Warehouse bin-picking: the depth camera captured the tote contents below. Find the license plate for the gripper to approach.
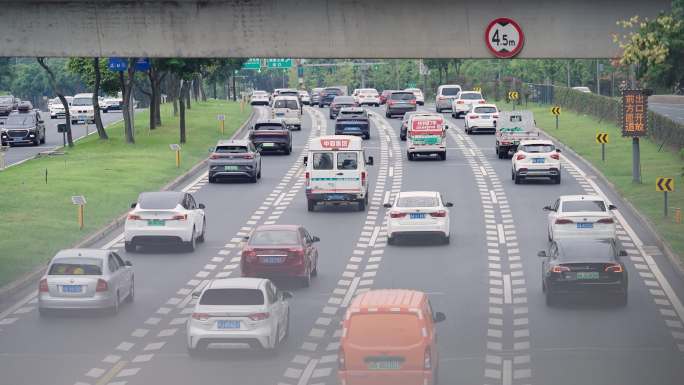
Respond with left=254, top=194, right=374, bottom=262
left=147, top=219, right=165, bottom=226
left=62, top=285, right=82, bottom=293
left=262, top=143, right=275, bottom=147
left=410, top=213, right=426, bottom=219
left=577, top=222, right=594, bottom=229
left=327, top=194, right=344, bottom=200
left=344, top=126, right=361, bottom=131
left=260, top=256, right=285, bottom=264
left=367, top=361, right=401, bottom=370
left=224, top=165, right=239, bottom=171
left=78, top=116, right=88, bottom=120
left=532, top=158, right=545, bottom=163
left=576, top=272, right=600, bottom=280
left=276, top=112, right=285, bottom=117
left=481, top=115, right=490, bottom=119
left=216, top=320, right=240, bottom=329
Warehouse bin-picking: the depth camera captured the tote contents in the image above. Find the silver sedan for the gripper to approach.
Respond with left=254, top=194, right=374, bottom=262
left=38, top=249, right=134, bottom=315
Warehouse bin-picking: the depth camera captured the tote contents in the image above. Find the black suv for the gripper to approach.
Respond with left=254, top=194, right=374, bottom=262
left=335, top=107, right=370, bottom=139
left=248, top=119, right=292, bottom=155
left=0, top=107, right=46, bottom=146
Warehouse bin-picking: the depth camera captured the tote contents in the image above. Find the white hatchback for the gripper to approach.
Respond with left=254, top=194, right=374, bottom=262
left=385, top=191, right=453, bottom=244
left=545, top=195, right=617, bottom=241
left=124, top=191, right=206, bottom=252
left=464, top=104, right=499, bottom=134
left=512, top=140, right=562, bottom=184
left=186, top=278, right=291, bottom=354
left=451, top=91, right=485, bottom=118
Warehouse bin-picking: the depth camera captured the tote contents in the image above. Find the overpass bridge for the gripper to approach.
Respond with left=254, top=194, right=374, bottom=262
left=1, top=0, right=670, bottom=58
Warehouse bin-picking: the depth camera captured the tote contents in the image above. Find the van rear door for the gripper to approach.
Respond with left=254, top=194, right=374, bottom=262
left=334, top=151, right=363, bottom=195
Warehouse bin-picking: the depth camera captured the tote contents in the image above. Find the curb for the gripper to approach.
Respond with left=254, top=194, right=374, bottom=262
left=0, top=108, right=256, bottom=304
left=537, top=127, right=684, bottom=280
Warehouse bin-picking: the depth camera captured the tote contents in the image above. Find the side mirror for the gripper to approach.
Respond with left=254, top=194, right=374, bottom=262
left=130, top=202, right=137, bottom=209
left=208, top=147, right=215, bottom=153
left=312, top=236, right=320, bottom=243
left=383, top=203, right=392, bottom=208
left=543, top=206, right=553, bottom=211
left=445, top=202, right=454, bottom=207
left=125, top=260, right=133, bottom=267
left=537, top=250, right=547, bottom=258
left=282, top=291, right=293, bottom=300
left=608, top=204, right=617, bottom=210
left=556, top=148, right=561, bottom=153
left=433, top=312, right=446, bottom=323
left=619, top=250, right=628, bottom=257
left=303, top=156, right=308, bottom=166
left=191, top=291, right=201, bottom=299
left=367, top=156, right=374, bottom=166
left=198, top=203, right=206, bottom=209
left=444, top=125, right=449, bottom=130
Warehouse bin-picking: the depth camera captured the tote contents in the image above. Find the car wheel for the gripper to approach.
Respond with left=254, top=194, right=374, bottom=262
left=283, top=311, right=290, bottom=341
left=40, top=135, right=46, bottom=144
left=208, top=176, right=216, bottom=183
left=545, top=291, right=557, bottom=307
left=300, top=266, right=311, bottom=288
left=125, top=279, right=135, bottom=303
left=514, top=172, right=522, bottom=184
left=311, top=257, right=318, bottom=277
left=436, top=107, right=441, bottom=113
left=358, top=197, right=366, bottom=211
left=197, top=219, right=206, bottom=243
left=285, top=146, right=292, bottom=155
left=109, top=292, right=120, bottom=315
left=250, top=172, right=258, bottom=183
left=451, top=112, right=456, bottom=118
left=400, top=135, right=406, bottom=141
left=443, top=234, right=450, bottom=244
left=307, top=199, right=315, bottom=212
left=124, top=242, right=136, bottom=253
left=186, top=228, right=196, bottom=252
left=257, top=165, right=262, bottom=179
left=439, top=152, right=446, bottom=161
left=385, top=112, right=391, bottom=118
left=555, top=174, right=562, bottom=184
left=542, top=277, right=546, bottom=293
left=387, top=235, right=395, bottom=245
left=363, top=133, right=370, bottom=140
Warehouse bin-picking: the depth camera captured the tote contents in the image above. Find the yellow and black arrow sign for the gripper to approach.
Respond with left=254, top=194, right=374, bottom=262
left=596, top=132, right=608, bottom=144
left=656, top=177, right=675, bottom=192
left=551, top=106, right=561, bottom=115
left=508, top=91, right=519, bottom=100
left=473, top=86, right=482, bottom=93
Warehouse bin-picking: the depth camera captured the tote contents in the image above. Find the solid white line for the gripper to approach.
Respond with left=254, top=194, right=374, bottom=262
left=497, top=224, right=505, bottom=244
left=502, top=359, right=512, bottom=385
left=296, top=358, right=319, bottom=385
left=0, top=290, right=37, bottom=321
left=383, top=191, right=391, bottom=205
left=273, top=192, right=287, bottom=207
left=341, top=277, right=361, bottom=308
left=102, top=234, right=125, bottom=250
left=368, top=226, right=381, bottom=247
left=180, top=172, right=209, bottom=193
left=503, top=274, right=512, bottom=304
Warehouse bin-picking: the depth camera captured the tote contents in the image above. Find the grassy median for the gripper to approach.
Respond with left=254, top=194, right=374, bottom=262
left=0, top=100, right=252, bottom=288
left=499, top=101, right=683, bottom=262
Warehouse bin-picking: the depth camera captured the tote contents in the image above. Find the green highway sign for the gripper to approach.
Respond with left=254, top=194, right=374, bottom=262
left=242, top=58, right=261, bottom=69
left=267, top=58, right=292, bottom=69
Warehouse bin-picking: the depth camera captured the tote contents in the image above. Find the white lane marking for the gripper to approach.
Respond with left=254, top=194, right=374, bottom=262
left=389, top=167, right=394, bottom=177
left=489, top=190, right=498, bottom=204
left=368, top=226, right=381, bottom=247
left=341, top=277, right=361, bottom=308
left=102, top=234, right=125, bottom=250
left=181, top=172, right=209, bottom=193
left=503, top=274, right=512, bottom=304
left=502, top=359, right=512, bottom=385
left=273, top=192, right=287, bottom=207
left=297, top=358, right=319, bottom=385
left=497, top=224, right=505, bottom=244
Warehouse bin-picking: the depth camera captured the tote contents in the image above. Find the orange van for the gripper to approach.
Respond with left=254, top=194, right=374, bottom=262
left=338, top=289, right=446, bottom=385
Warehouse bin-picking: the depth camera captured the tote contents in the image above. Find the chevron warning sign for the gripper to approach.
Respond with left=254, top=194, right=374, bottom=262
left=508, top=91, right=519, bottom=100
left=595, top=132, right=608, bottom=144
left=473, top=87, right=482, bottom=93
left=551, top=106, right=561, bottom=115
left=656, top=177, right=675, bottom=192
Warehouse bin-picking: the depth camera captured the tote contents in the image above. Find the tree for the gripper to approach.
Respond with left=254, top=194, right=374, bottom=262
left=36, top=58, right=74, bottom=147
left=119, top=58, right=137, bottom=144
left=66, top=58, right=118, bottom=139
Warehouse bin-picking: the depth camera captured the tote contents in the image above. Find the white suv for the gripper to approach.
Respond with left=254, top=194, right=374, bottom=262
left=69, top=93, right=95, bottom=124
left=186, top=278, right=291, bottom=354
left=451, top=91, right=485, bottom=118
left=356, top=88, right=380, bottom=106
left=545, top=195, right=617, bottom=241
left=512, top=140, right=562, bottom=184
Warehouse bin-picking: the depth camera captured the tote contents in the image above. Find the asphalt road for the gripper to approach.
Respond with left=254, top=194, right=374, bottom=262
left=650, top=103, right=684, bottom=125
left=0, top=105, right=683, bottom=385
left=2, top=110, right=130, bottom=167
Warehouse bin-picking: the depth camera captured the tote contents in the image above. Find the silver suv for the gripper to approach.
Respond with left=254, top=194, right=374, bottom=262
left=208, top=139, right=262, bottom=183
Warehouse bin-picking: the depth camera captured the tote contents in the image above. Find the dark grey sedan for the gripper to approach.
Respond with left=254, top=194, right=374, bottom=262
left=208, top=139, right=262, bottom=183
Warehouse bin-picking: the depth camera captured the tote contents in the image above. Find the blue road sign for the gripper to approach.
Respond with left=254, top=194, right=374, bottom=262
left=135, top=58, right=150, bottom=71
left=108, top=57, right=127, bottom=72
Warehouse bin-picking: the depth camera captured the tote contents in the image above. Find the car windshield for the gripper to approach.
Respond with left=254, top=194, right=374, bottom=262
left=347, top=313, right=422, bottom=347
left=521, top=144, right=555, bottom=153
left=49, top=258, right=103, bottom=275
left=273, top=100, right=299, bottom=109
left=391, top=92, right=414, bottom=100
left=474, top=107, right=497, bottom=113
left=215, top=145, right=248, bottom=153
left=72, top=97, right=92, bottom=106
left=137, top=193, right=180, bottom=209
left=250, top=230, right=300, bottom=246
left=397, top=196, right=438, bottom=207
left=255, top=124, right=283, bottom=130
left=337, top=152, right=358, bottom=170
left=558, top=241, right=614, bottom=262
left=4, top=114, right=35, bottom=126
left=562, top=200, right=606, bottom=212
left=199, top=289, right=264, bottom=305
left=441, top=87, right=460, bottom=96
left=460, top=93, right=482, bottom=100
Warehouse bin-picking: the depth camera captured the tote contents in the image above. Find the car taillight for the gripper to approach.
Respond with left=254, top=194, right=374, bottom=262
left=409, top=99, right=416, bottom=105
left=479, top=100, right=486, bottom=104
left=388, top=100, right=395, bottom=105
left=288, top=248, right=305, bottom=260
left=191, top=312, right=209, bottom=321
left=242, top=154, right=254, bottom=159
left=39, top=278, right=48, bottom=292
left=437, top=96, right=444, bottom=100
left=96, top=279, right=108, bottom=292
left=470, top=115, right=479, bottom=119
left=605, top=263, right=624, bottom=273
left=361, top=171, right=366, bottom=186
left=551, top=265, right=571, bottom=273
left=305, top=171, right=310, bottom=187
left=515, top=154, right=526, bottom=160
left=430, top=210, right=447, bottom=217
left=457, top=100, right=464, bottom=104
left=501, top=140, right=511, bottom=145
left=171, top=214, right=187, bottom=220
left=209, top=154, right=220, bottom=159
left=339, top=347, right=346, bottom=370
left=390, top=212, right=407, bottom=218
left=555, top=219, right=573, bottom=224
left=596, top=218, right=614, bottom=224
left=243, top=248, right=257, bottom=262
left=127, top=214, right=142, bottom=220
left=248, top=312, right=270, bottom=321
left=424, top=348, right=432, bottom=369
left=550, top=153, right=560, bottom=160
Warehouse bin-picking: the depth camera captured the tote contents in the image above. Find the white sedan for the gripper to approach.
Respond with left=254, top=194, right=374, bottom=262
left=124, top=191, right=206, bottom=252
left=250, top=91, right=270, bottom=106
left=545, top=195, right=617, bottom=241
left=451, top=91, right=485, bottom=118
left=511, top=139, right=562, bottom=184
left=464, top=103, right=499, bottom=134
left=385, top=191, right=453, bottom=244
left=186, top=278, right=291, bottom=354
left=404, top=88, right=425, bottom=105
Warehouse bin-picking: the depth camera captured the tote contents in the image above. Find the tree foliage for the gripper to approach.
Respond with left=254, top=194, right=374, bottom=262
left=66, top=58, right=119, bottom=95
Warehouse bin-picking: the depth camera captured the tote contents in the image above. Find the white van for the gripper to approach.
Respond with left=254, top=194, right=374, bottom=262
left=406, top=114, right=448, bottom=160
left=70, top=93, right=95, bottom=124
left=304, top=135, right=374, bottom=212
left=271, top=95, right=302, bottom=130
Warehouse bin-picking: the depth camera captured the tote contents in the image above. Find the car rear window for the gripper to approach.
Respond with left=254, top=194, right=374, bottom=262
left=137, top=192, right=181, bottom=209
left=441, top=87, right=460, bottom=96
left=200, top=289, right=264, bottom=305
left=520, top=144, right=555, bottom=153
left=460, top=93, right=482, bottom=100
left=562, top=200, right=606, bottom=212
left=347, top=313, right=422, bottom=347
left=397, top=196, right=438, bottom=207
left=274, top=100, right=299, bottom=109
left=337, top=152, right=358, bottom=170
left=312, top=152, right=334, bottom=170
left=249, top=230, right=300, bottom=246
left=254, top=124, right=283, bottom=130
left=474, top=107, right=497, bottom=113
left=390, top=92, right=415, bottom=101
left=253, top=91, right=267, bottom=96
left=215, top=145, right=248, bottom=153
left=49, top=258, right=103, bottom=275
left=558, top=241, right=615, bottom=262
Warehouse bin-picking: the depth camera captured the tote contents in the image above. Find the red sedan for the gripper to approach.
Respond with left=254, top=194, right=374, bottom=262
left=241, top=225, right=320, bottom=287
left=379, top=90, right=396, bottom=105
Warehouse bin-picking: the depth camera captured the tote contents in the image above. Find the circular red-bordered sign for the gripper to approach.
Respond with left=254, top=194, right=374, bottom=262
left=485, top=18, right=524, bottom=58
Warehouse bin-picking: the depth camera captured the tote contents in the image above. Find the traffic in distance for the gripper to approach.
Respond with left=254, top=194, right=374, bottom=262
left=31, top=82, right=643, bottom=385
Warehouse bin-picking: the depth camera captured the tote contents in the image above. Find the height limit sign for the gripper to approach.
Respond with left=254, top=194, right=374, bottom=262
left=485, top=18, right=525, bottom=58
